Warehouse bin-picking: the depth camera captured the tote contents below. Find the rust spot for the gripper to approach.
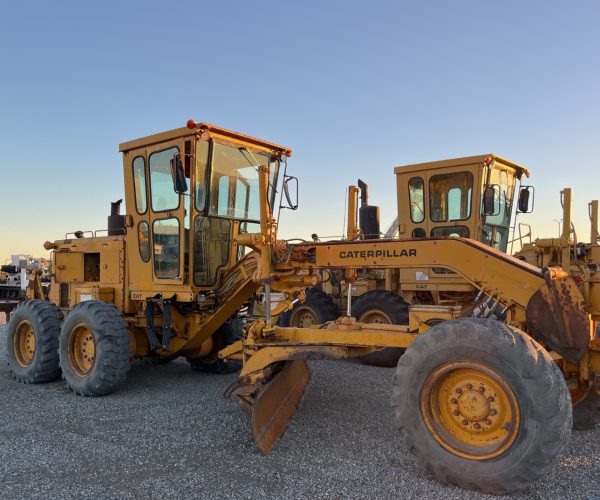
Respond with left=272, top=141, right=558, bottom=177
left=526, top=267, right=590, bottom=363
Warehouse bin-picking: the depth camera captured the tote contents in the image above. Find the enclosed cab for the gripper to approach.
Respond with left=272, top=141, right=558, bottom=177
left=118, top=122, right=290, bottom=309
left=392, top=154, right=530, bottom=304
left=395, top=154, right=529, bottom=249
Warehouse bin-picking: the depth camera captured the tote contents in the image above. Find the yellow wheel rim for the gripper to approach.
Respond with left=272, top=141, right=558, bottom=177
left=421, top=361, right=520, bottom=460
left=359, top=310, right=392, bottom=324
left=14, top=320, right=36, bottom=367
left=68, top=323, right=96, bottom=376
left=290, top=307, right=319, bottom=328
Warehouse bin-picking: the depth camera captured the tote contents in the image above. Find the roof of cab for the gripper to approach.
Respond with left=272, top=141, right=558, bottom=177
left=119, top=121, right=292, bottom=157
left=393, top=154, right=530, bottom=179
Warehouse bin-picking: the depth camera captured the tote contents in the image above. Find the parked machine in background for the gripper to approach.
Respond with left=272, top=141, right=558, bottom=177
left=281, top=154, right=534, bottom=365
left=0, top=255, right=49, bottom=320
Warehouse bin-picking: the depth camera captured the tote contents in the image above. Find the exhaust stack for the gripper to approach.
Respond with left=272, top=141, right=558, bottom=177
left=108, top=199, right=126, bottom=236
left=357, top=179, right=380, bottom=239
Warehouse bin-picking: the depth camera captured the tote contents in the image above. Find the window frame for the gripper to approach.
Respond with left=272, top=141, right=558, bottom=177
left=193, top=214, right=232, bottom=287
left=137, top=221, right=151, bottom=263
left=428, top=171, right=474, bottom=223
left=195, top=139, right=211, bottom=214
left=408, top=176, right=425, bottom=224
left=132, top=156, right=148, bottom=215
left=207, top=141, right=277, bottom=223
left=149, top=146, right=181, bottom=213
left=152, top=216, right=181, bottom=279
left=430, top=225, right=470, bottom=238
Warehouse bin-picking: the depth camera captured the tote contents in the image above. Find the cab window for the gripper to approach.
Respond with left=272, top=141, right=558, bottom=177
left=430, top=226, right=470, bottom=238
left=194, top=216, right=231, bottom=286
left=150, top=147, right=179, bottom=212
left=153, top=218, right=179, bottom=278
left=195, top=140, right=210, bottom=212
left=209, top=143, right=275, bottom=221
left=132, top=156, right=147, bottom=214
left=138, top=221, right=150, bottom=262
left=429, top=172, right=473, bottom=222
left=408, top=177, right=425, bottom=223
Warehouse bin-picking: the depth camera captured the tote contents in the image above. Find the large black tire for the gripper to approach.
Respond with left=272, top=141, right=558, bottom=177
left=279, top=289, right=338, bottom=328
left=391, top=318, right=571, bottom=494
left=6, top=300, right=62, bottom=383
left=59, top=301, right=131, bottom=396
left=351, top=290, right=409, bottom=367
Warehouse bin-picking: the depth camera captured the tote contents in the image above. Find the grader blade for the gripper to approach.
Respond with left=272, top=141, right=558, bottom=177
left=251, top=360, right=311, bottom=455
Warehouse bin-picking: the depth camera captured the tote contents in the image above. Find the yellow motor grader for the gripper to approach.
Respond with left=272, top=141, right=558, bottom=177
left=6, top=120, right=600, bottom=494
left=280, top=154, right=534, bottom=366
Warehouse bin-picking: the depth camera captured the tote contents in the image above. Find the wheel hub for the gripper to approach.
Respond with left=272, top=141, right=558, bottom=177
left=456, top=389, right=490, bottom=422
left=291, top=308, right=319, bottom=328
left=69, top=323, right=96, bottom=376
left=14, top=320, right=36, bottom=367
left=420, top=361, right=520, bottom=460
left=359, top=310, right=391, bottom=324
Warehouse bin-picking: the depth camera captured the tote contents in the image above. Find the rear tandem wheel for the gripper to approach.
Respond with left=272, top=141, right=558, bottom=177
left=59, top=300, right=131, bottom=396
left=6, top=299, right=62, bottom=384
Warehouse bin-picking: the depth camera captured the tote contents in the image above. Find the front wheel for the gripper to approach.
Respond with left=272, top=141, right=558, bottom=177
left=59, top=301, right=131, bottom=396
left=391, top=318, right=571, bottom=494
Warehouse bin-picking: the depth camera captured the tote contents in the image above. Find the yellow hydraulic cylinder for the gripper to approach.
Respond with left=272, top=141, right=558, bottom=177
left=346, top=185, right=360, bottom=241
left=590, top=200, right=599, bottom=243
left=561, top=188, right=572, bottom=266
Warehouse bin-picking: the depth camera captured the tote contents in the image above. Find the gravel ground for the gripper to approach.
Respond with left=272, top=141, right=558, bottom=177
left=0, top=322, right=599, bottom=499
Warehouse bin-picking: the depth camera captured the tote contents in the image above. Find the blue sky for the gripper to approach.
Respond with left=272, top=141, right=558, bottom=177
left=1, top=0, right=599, bottom=258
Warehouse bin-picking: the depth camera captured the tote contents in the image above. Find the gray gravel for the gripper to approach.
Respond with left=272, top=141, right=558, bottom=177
left=0, top=321, right=599, bottom=499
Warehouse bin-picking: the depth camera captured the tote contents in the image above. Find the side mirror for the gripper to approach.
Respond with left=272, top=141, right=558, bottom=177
left=517, top=186, right=534, bottom=213
left=282, top=175, right=298, bottom=210
left=483, top=185, right=500, bottom=216
left=170, top=154, right=188, bottom=194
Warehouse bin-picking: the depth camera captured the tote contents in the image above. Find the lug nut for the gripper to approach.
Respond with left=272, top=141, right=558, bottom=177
left=450, top=398, right=458, bottom=404
left=490, top=409, right=497, bottom=416
left=474, top=423, right=481, bottom=429
left=462, top=419, right=468, bottom=426
left=453, top=410, right=460, bottom=416
left=466, top=383, right=473, bottom=390
left=478, top=386, right=485, bottom=393
left=488, top=396, right=495, bottom=402
left=485, top=419, right=492, bottom=425
left=456, top=388, right=462, bottom=394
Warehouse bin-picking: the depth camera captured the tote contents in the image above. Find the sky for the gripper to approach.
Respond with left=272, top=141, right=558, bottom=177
left=1, top=0, right=599, bottom=260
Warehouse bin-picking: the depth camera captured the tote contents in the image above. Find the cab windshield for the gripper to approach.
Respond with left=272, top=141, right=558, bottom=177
left=195, top=141, right=279, bottom=222
left=192, top=140, right=280, bottom=287
left=481, top=168, right=516, bottom=252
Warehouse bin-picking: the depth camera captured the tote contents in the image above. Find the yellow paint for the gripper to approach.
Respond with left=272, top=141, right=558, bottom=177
left=420, top=361, right=520, bottom=460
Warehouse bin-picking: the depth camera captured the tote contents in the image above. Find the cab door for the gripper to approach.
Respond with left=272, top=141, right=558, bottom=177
left=145, top=140, right=186, bottom=286
left=125, top=139, right=187, bottom=296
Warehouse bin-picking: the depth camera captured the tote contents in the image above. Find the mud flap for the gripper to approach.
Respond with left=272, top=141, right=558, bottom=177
left=250, top=360, right=311, bottom=454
